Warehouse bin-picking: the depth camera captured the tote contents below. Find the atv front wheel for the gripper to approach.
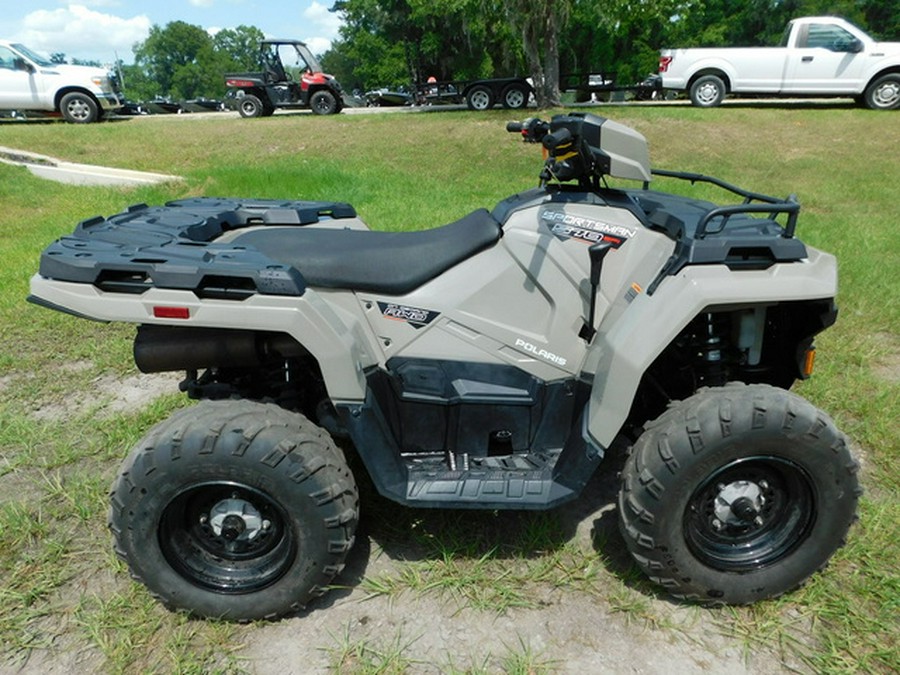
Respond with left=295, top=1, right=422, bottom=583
left=618, top=383, right=860, bottom=604
left=310, top=90, right=338, bottom=115
left=109, top=400, right=358, bottom=620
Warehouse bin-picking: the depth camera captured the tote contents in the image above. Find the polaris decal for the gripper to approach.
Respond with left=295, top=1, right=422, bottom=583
left=377, top=302, right=439, bottom=329
left=514, top=338, right=567, bottom=366
left=541, top=209, right=636, bottom=247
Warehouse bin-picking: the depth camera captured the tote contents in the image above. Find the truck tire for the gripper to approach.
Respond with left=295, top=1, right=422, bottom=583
left=466, top=85, right=494, bottom=111
left=310, top=90, right=338, bottom=115
left=618, top=382, right=860, bottom=605
left=689, top=74, right=726, bottom=107
left=863, top=73, right=900, bottom=110
left=501, top=83, right=529, bottom=109
left=60, top=91, right=99, bottom=123
left=109, top=399, right=359, bottom=620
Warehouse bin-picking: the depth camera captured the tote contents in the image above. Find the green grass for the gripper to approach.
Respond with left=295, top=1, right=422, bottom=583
left=0, top=105, right=898, bottom=673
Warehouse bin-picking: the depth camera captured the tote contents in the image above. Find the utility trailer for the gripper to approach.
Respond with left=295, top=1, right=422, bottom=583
left=562, top=72, right=663, bottom=102
left=415, top=77, right=533, bottom=110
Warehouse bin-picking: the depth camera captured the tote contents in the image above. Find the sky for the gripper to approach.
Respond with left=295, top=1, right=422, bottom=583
left=0, top=0, right=344, bottom=65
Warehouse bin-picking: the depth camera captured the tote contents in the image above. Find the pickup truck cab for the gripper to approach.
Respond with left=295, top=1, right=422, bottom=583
left=659, top=17, right=900, bottom=109
left=0, top=40, right=122, bottom=123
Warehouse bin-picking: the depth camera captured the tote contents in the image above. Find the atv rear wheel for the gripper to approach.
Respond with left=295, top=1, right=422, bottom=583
left=109, top=400, right=358, bottom=620
left=238, top=94, right=265, bottom=118
left=618, top=383, right=860, bottom=604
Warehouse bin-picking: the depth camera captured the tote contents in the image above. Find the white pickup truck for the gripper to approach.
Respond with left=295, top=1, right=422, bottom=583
left=0, top=40, right=123, bottom=123
left=658, top=17, right=900, bottom=110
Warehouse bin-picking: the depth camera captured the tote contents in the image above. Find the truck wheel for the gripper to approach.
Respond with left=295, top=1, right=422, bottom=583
left=618, top=383, right=860, bottom=604
left=863, top=74, right=900, bottom=110
left=689, top=74, right=726, bottom=107
left=466, top=85, right=494, bottom=111
left=238, top=94, right=265, bottom=118
left=310, top=90, right=338, bottom=115
left=60, top=92, right=99, bottom=123
left=109, top=400, right=358, bottom=620
left=501, top=83, right=529, bottom=109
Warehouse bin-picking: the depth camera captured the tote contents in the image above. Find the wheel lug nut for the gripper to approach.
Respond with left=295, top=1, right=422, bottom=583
left=753, top=516, right=764, bottom=527
left=712, top=518, right=724, bottom=531
left=759, top=480, right=769, bottom=490
left=262, top=519, right=271, bottom=531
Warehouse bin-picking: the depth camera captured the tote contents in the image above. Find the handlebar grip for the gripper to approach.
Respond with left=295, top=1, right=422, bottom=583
left=542, top=128, right=573, bottom=151
left=506, top=121, right=524, bottom=133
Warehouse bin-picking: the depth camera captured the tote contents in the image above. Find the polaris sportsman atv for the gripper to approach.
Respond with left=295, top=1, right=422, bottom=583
left=28, top=113, right=860, bottom=620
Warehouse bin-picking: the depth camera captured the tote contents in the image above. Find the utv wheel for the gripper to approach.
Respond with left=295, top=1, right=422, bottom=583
left=109, top=400, right=358, bottom=620
left=618, top=383, right=860, bottom=604
left=466, top=85, right=494, bottom=111
left=310, top=90, right=338, bottom=115
left=501, top=83, right=529, bottom=109
left=60, top=92, right=100, bottom=123
left=238, top=94, right=265, bottom=118
left=863, top=74, right=900, bottom=110
left=689, top=74, right=726, bottom=107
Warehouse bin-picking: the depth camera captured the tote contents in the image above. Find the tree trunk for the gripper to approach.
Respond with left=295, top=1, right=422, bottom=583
left=510, top=0, right=567, bottom=108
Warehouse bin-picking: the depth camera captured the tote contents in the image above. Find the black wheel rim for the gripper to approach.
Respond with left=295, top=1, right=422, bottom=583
left=684, top=456, right=815, bottom=572
left=159, top=482, right=295, bottom=593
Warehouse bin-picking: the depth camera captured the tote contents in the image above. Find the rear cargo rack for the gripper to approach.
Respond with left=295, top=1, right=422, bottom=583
left=37, top=198, right=357, bottom=298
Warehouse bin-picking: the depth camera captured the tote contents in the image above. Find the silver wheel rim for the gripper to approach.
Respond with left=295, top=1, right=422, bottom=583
left=470, top=90, right=490, bottom=110
left=696, top=82, right=720, bottom=105
left=505, top=89, right=525, bottom=108
left=67, top=98, right=91, bottom=121
left=873, top=81, right=900, bottom=108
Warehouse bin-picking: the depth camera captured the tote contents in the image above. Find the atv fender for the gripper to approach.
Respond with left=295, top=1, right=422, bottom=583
left=28, top=275, right=375, bottom=401
left=585, top=247, right=838, bottom=447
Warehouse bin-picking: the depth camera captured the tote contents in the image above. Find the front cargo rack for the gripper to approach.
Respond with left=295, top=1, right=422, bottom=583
left=634, top=169, right=807, bottom=294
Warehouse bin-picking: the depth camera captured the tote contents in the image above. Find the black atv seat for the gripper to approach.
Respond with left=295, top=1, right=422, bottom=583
left=231, top=208, right=502, bottom=295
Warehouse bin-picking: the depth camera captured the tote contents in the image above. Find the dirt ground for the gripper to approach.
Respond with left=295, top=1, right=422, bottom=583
left=8, top=372, right=810, bottom=674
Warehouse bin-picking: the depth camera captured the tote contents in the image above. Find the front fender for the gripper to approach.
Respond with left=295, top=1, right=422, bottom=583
left=585, top=249, right=837, bottom=447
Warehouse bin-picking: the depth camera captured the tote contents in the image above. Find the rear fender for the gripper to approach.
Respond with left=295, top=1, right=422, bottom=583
left=28, top=275, right=376, bottom=401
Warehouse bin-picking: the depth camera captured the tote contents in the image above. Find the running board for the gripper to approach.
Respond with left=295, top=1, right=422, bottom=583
left=403, top=451, right=577, bottom=507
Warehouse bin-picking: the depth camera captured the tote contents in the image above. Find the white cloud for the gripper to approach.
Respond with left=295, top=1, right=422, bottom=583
left=18, top=4, right=150, bottom=62
left=189, top=0, right=215, bottom=8
left=303, top=1, right=342, bottom=41
left=303, top=36, right=332, bottom=57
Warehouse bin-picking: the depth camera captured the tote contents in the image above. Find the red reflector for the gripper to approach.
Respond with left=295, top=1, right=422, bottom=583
left=153, top=306, right=190, bottom=319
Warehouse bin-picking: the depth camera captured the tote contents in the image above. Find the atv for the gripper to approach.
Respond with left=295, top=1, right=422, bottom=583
left=225, top=39, right=344, bottom=117
left=29, top=113, right=860, bottom=620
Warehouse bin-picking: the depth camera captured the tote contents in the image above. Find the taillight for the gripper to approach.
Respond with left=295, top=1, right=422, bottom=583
left=658, top=56, right=673, bottom=73
left=153, top=306, right=190, bottom=319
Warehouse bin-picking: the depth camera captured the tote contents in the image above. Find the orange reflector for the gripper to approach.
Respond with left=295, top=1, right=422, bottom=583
left=153, top=306, right=190, bottom=319
left=802, top=348, right=816, bottom=378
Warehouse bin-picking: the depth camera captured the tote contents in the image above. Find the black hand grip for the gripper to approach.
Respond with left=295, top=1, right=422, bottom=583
left=506, top=121, right=524, bottom=133
left=542, top=127, right=573, bottom=151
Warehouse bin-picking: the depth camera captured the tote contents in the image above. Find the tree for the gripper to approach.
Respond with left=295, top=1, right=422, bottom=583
left=213, top=25, right=266, bottom=71
left=493, top=0, right=572, bottom=107
left=133, top=21, right=217, bottom=99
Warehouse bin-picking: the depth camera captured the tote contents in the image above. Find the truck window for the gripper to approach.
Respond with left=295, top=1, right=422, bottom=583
left=0, top=47, right=18, bottom=70
left=803, top=24, right=857, bottom=51
left=780, top=23, right=794, bottom=47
